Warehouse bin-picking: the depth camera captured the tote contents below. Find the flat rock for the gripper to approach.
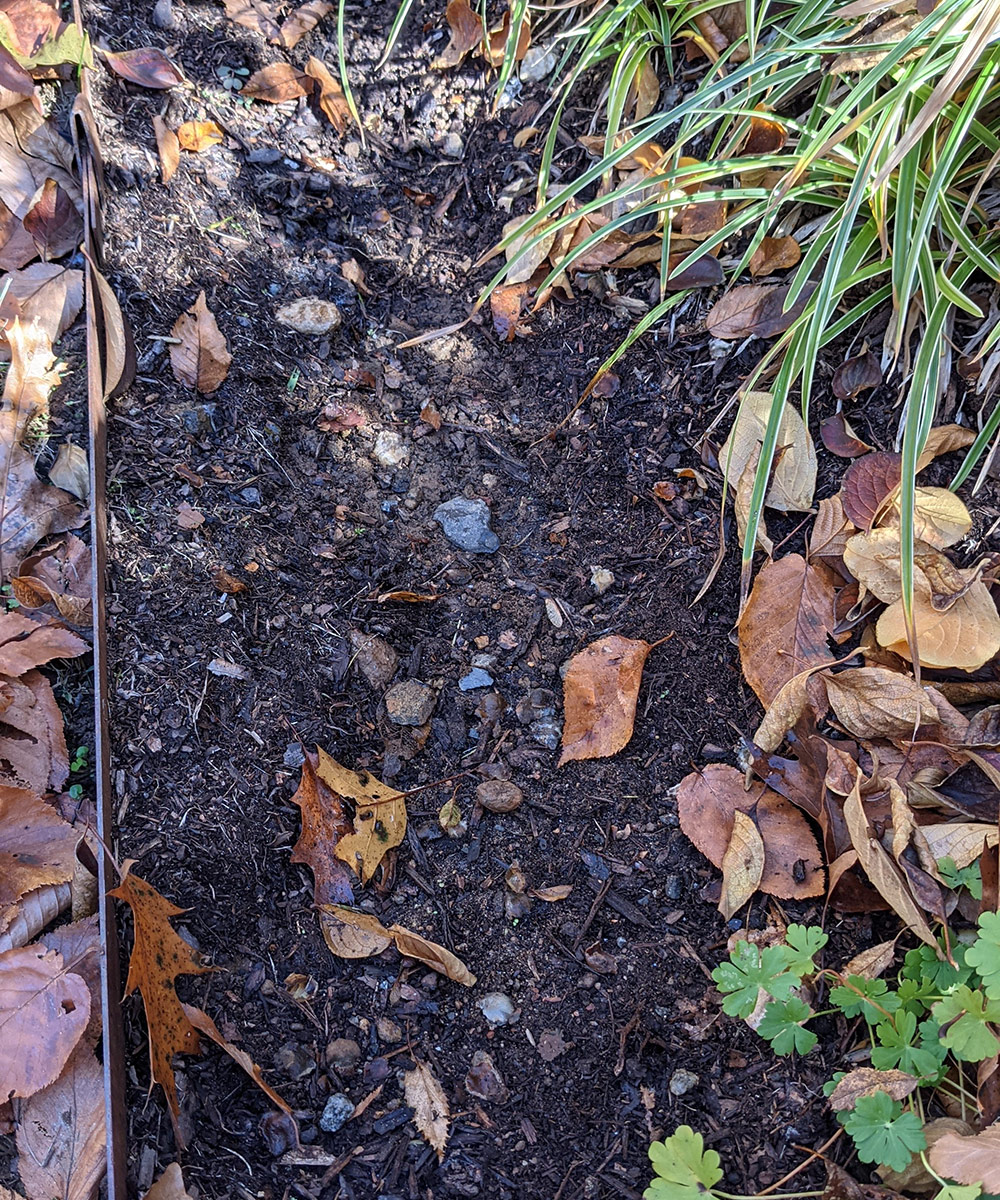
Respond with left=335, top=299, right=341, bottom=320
left=459, top=667, right=493, bottom=691
left=276, top=296, right=341, bottom=335
left=349, top=629, right=398, bottom=689
left=373, top=429, right=409, bottom=469
left=385, top=678, right=436, bottom=726
left=434, top=497, right=499, bottom=553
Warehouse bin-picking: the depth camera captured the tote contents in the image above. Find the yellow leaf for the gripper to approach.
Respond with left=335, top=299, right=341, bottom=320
left=719, top=809, right=764, bottom=919
left=720, top=390, right=816, bottom=513
left=176, top=120, right=223, bottom=153
left=405, top=1059, right=450, bottom=1162
left=321, top=905, right=476, bottom=986
left=325, top=752, right=406, bottom=884
left=877, top=581, right=1000, bottom=671
left=885, top=486, right=972, bottom=549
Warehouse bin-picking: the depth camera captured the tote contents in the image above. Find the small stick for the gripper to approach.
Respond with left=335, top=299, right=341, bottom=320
left=756, top=1129, right=843, bottom=1196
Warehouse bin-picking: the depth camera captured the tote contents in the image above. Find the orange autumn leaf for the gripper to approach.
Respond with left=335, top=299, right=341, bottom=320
left=181, top=1003, right=294, bottom=1118
left=289, top=748, right=355, bottom=905
left=176, top=120, right=223, bottom=153
left=109, top=864, right=209, bottom=1145
left=558, top=635, right=664, bottom=765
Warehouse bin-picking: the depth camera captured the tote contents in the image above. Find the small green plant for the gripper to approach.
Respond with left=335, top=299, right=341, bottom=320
left=647, top=915, right=1000, bottom=1199
left=70, top=745, right=89, bottom=773
left=68, top=783, right=84, bottom=800
left=1, top=583, right=20, bottom=610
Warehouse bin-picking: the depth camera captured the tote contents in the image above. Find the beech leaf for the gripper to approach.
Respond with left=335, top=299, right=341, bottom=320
left=558, top=634, right=655, bottom=765
left=169, top=290, right=232, bottom=394
left=719, top=809, right=765, bottom=918
left=405, top=1059, right=450, bottom=1162
left=877, top=582, right=1000, bottom=672
left=103, top=47, right=184, bottom=88
left=840, top=452, right=901, bottom=530
left=720, top=390, right=816, bottom=512
left=0, top=786, right=77, bottom=933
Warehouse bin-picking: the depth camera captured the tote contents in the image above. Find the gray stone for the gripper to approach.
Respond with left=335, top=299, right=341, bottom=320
left=326, top=1037, right=362, bottom=1070
left=520, top=45, right=556, bottom=83
left=373, top=429, right=409, bottom=469
left=669, top=1068, right=699, bottom=1096
left=319, top=1093, right=355, bottom=1133
left=248, top=147, right=283, bottom=165
left=385, top=679, right=436, bottom=726
left=151, top=0, right=176, bottom=27
left=459, top=667, right=494, bottom=691
left=439, top=132, right=464, bottom=158
left=434, top=497, right=499, bottom=554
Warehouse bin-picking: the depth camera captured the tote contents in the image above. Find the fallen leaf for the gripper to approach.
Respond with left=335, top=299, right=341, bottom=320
left=0, top=2, right=60, bottom=60
left=0, top=44, right=36, bottom=110
left=0, top=943, right=89, bottom=1099
left=38, top=916, right=101, bottom=1045
left=289, top=748, right=355, bottom=905
left=917, top=424, right=977, bottom=469
left=405, top=1059, right=449, bottom=1162
left=877, top=582, right=1000, bottom=671
left=719, top=809, right=765, bottom=918
left=143, top=1163, right=195, bottom=1200
left=843, top=776, right=937, bottom=948
left=0, top=609, right=86, bottom=675
left=376, top=589, right=437, bottom=603
left=749, top=235, right=800, bottom=276
left=842, top=940, right=897, bottom=980
left=483, top=7, right=530, bottom=66
left=176, top=120, right=223, bottom=152
left=501, top=216, right=557, bottom=286
left=48, top=441, right=88, bottom=499
left=320, top=906, right=391, bottom=958
left=738, top=554, right=838, bottom=705
left=222, top=0, right=280, bottom=37
left=324, top=754, right=406, bottom=884
left=537, top=1029, right=569, bottom=1060
left=432, top=0, right=482, bottom=68
left=820, top=413, right=873, bottom=458
left=920, top=823, right=998, bottom=869
left=885, top=486, right=972, bottom=550
left=490, top=284, right=526, bottom=342
left=0, top=263, right=83, bottom=353
left=242, top=62, right=312, bottom=103
left=321, top=905, right=476, bottom=985
left=151, top=115, right=179, bottom=185
left=108, top=865, right=210, bottom=1144
left=0, top=670, right=73, bottom=791
left=840, top=452, right=901, bottom=530
left=304, top=56, right=350, bottom=133
left=0, top=200, right=37, bottom=271
left=706, top=282, right=815, bottom=340
left=13, top=20, right=91, bottom=69
left=169, top=290, right=232, bottom=393
left=828, top=1067, right=919, bottom=1112
left=176, top=502, right=204, bottom=530
left=824, top=667, right=938, bottom=739
left=558, top=635, right=656, bottom=765
left=182, top=1003, right=294, bottom=1116
left=15, top=1041, right=104, bottom=1199
left=808, top=495, right=857, bottom=563
left=832, top=350, right=882, bottom=400
left=753, top=665, right=828, bottom=753
left=103, top=47, right=184, bottom=88
left=211, top=567, right=246, bottom=595
left=0, top=786, right=77, bottom=934
left=22, top=178, right=81, bottom=260
left=0, top=881, right=70, bottom=953
left=280, top=0, right=332, bottom=49
left=530, top=884, right=573, bottom=901
left=929, top=1126, right=1000, bottom=1190
left=720, top=390, right=816, bottom=512
left=676, top=765, right=824, bottom=900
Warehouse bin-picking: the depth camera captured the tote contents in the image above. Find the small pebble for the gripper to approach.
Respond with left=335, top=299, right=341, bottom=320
left=439, top=131, right=464, bottom=158
left=376, top=1017, right=403, bottom=1043
left=384, top=679, right=436, bottom=726
left=519, top=44, right=556, bottom=82
left=434, top=496, right=499, bottom=553
left=326, top=1037, right=362, bottom=1072
left=459, top=667, right=494, bottom=691
left=478, top=992, right=517, bottom=1027
left=151, top=0, right=176, bottom=26
left=373, top=429, right=409, bottom=469
left=319, top=1093, right=355, bottom=1134
left=669, top=1068, right=699, bottom=1096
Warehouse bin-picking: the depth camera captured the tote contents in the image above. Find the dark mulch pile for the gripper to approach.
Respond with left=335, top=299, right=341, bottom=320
left=60, top=1, right=922, bottom=1196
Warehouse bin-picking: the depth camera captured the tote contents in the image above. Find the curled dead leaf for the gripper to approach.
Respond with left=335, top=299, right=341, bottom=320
left=103, top=47, right=184, bottom=88
left=719, top=809, right=765, bottom=919
left=558, top=634, right=658, bottom=765
left=828, top=1067, right=919, bottom=1112
left=176, top=120, right=223, bottom=152
left=321, top=905, right=476, bottom=985
left=721, top=390, right=816, bottom=513
left=706, top=282, right=815, bottom=340
left=169, top=290, right=232, bottom=394
left=405, top=1059, right=450, bottom=1162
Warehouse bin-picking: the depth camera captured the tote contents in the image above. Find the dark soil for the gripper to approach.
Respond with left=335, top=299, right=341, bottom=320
left=73, top=2, right=902, bottom=1196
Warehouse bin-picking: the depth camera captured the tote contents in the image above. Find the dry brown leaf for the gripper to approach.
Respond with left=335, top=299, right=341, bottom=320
left=321, top=905, right=476, bottom=985
left=15, top=1041, right=104, bottom=1200
left=108, top=865, right=210, bottom=1144
left=840, top=452, right=901, bottom=530
left=289, top=748, right=354, bottom=904
left=0, top=201, right=37, bottom=272
left=502, top=216, right=557, bottom=286
left=38, top=915, right=101, bottom=1045
left=103, top=47, right=184, bottom=88
left=754, top=666, right=828, bottom=753
left=242, top=62, right=312, bottom=103
left=280, top=0, right=332, bottom=48
left=0, top=671, right=71, bottom=791
left=320, top=906, right=391, bottom=958
left=405, top=1059, right=450, bottom=1162
left=676, top=765, right=824, bottom=900
left=151, top=115, right=179, bottom=184
left=828, top=1067, right=919, bottom=1112
left=176, top=120, right=223, bottom=152
left=0, top=609, right=85, bottom=676
left=719, top=809, right=765, bottom=919
left=558, top=634, right=655, bottom=765
left=720, top=390, right=816, bottom=512
left=169, top=290, right=232, bottom=394
left=531, top=884, right=573, bottom=901
left=13, top=533, right=92, bottom=624
left=820, top=413, right=873, bottom=459
left=182, top=1003, right=294, bottom=1117
left=0, top=943, right=89, bottom=1099
left=0, top=44, right=35, bottom=111
left=842, top=939, right=897, bottom=980
left=143, top=1163, right=195, bottom=1200
left=0, top=263, right=82, bottom=356
left=3, top=315, right=62, bottom=425
left=304, top=56, right=351, bottom=134
left=0, top=786, right=76, bottom=934
left=0, top=882, right=70, bottom=953
left=824, top=667, right=938, bottom=739
left=885, top=487, right=972, bottom=550
left=843, top=526, right=908, bottom=604
left=916, top=424, right=977, bottom=469
left=877, top=582, right=1000, bottom=671
left=706, top=282, right=815, bottom=340
left=633, top=56, right=659, bottom=120
left=808, top=495, right=857, bottom=563
left=326, top=755, right=406, bottom=884
left=929, top=1126, right=1000, bottom=1189
left=738, top=554, right=838, bottom=705
left=734, top=442, right=772, bottom=555
left=843, top=777, right=937, bottom=948
left=48, top=441, right=88, bottom=499
left=483, top=7, right=530, bottom=66
left=920, top=823, right=998, bottom=869
left=489, top=284, right=526, bottom=342
left=832, top=350, right=882, bottom=400
left=22, top=178, right=80, bottom=260
left=222, top=0, right=281, bottom=38
left=749, top=235, right=800, bottom=276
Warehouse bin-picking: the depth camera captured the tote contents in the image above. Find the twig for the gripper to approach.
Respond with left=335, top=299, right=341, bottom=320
left=756, top=1129, right=843, bottom=1196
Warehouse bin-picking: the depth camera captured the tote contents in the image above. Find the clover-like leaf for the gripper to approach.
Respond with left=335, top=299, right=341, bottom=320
left=902, top=943, right=972, bottom=992
left=966, top=912, right=1000, bottom=998
left=830, top=976, right=901, bottom=1022
left=934, top=1186, right=981, bottom=1200
left=842, top=1092, right=926, bottom=1172
left=933, top=986, right=1000, bottom=1062
left=712, top=941, right=796, bottom=1019
left=757, top=997, right=817, bottom=1056
left=783, top=925, right=827, bottom=978
left=646, top=1125, right=723, bottom=1200
left=871, top=1011, right=947, bottom=1081
left=937, top=857, right=983, bottom=900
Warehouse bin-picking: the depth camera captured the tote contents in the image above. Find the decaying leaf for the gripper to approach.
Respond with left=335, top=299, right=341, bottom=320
left=738, top=554, right=838, bottom=705
left=22, top=179, right=81, bottom=261
left=929, top=1126, right=1000, bottom=1189
left=242, top=62, right=312, bottom=103
left=832, top=350, right=882, bottom=400
left=490, top=284, right=526, bottom=342
left=304, top=57, right=351, bottom=134
left=326, top=756, right=407, bottom=884
left=808, top=495, right=857, bottom=563
left=108, top=865, right=210, bottom=1143
left=706, top=282, right=815, bottom=340
left=151, top=116, right=179, bottom=185
left=558, top=634, right=656, bottom=765
left=0, top=610, right=85, bottom=675
left=143, top=1163, right=196, bottom=1200
left=748, top=236, right=800, bottom=276
left=876, top=581, right=1000, bottom=672
left=279, top=0, right=332, bottom=49
left=289, top=748, right=355, bottom=904
left=720, top=390, right=817, bottom=513
left=841, top=939, right=897, bottom=980
left=432, top=0, right=482, bottom=69
left=0, top=263, right=83, bottom=355
left=182, top=1003, right=294, bottom=1117
left=405, top=1059, right=450, bottom=1162
left=677, top=765, right=824, bottom=900
left=502, top=216, right=557, bottom=286
left=48, top=441, right=88, bottom=499
left=820, top=413, right=873, bottom=459
left=828, top=1067, right=919, bottom=1112
left=0, top=943, right=90, bottom=1099
left=103, top=47, right=184, bottom=88
left=824, top=667, right=938, bottom=739
left=176, top=120, right=223, bottom=152
left=0, top=670, right=73, bottom=792
left=0, top=786, right=77, bottom=934
left=919, top=823, right=998, bottom=869
left=15, top=1041, right=104, bottom=1200
left=840, top=452, right=901, bottom=530
left=222, top=0, right=282, bottom=40
left=719, top=809, right=765, bottom=919
left=169, top=290, right=232, bottom=394
left=13, top=533, right=92, bottom=625
left=321, top=905, right=476, bottom=985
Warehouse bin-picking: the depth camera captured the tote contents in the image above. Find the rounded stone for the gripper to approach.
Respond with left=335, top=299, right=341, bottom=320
left=384, top=679, right=437, bottom=726
left=319, top=1092, right=355, bottom=1133
left=276, top=297, right=342, bottom=335
left=326, top=1037, right=362, bottom=1071
left=476, top=780, right=523, bottom=813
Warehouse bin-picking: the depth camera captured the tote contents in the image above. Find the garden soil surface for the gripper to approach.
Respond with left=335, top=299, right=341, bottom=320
left=62, top=2, right=946, bottom=1196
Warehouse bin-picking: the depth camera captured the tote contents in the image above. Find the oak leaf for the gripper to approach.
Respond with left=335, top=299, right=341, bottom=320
left=405, top=1059, right=450, bottom=1162
left=738, top=554, right=837, bottom=705
left=0, top=943, right=89, bottom=1099
left=720, top=390, right=816, bottom=512
left=558, top=634, right=655, bottom=765
left=321, top=905, right=476, bottom=985
left=169, top=291, right=231, bottom=394
left=108, top=865, right=210, bottom=1144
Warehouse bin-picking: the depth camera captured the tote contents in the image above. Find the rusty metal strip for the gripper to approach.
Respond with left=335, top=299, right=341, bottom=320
left=70, top=8, right=129, bottom=1195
